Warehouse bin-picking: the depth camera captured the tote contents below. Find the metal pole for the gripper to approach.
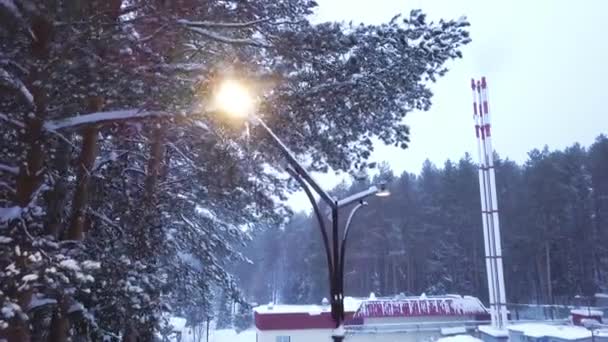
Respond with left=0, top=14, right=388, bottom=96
left=250, top=118, right=385, bottom=341
left=252, top=116, right=335, bottom=207
left=285, top=166, right=334, bottom=293
left=338, top=201, right=367, bottom=319
left=332, top=205, right=340, bottom=320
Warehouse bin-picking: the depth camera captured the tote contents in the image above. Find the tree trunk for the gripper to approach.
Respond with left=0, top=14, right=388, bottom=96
left=536, top=254, right=545, bottom=303
left=144, top=122, right=165, bottom=202
left=392, top=257, right=398, bottom=294
left=45, top=139, right=71, bottom=238
left=53, top=99, right=100, bottom=342
left=384, top=255, right=390, bottom=295
left=66, top=126, right=98, bottom=240
left=473, top=243, right=480, bottom=295
left=48, top=297, right=70, bottom=342
left=545, top=242, right=553, bottom=305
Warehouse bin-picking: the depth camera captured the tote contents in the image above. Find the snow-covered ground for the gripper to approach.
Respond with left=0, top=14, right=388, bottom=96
left=436, top=336, right=482, bottom=342
left=180, top=328, right=256, bottom=342
left=180, top=330, right=484, bottom=342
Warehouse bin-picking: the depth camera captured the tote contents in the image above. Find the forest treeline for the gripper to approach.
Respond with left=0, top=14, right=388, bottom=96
left=237, top=135, right=608, bottom=307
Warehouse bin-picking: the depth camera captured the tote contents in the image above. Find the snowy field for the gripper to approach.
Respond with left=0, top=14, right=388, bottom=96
left=179, top=328, right=256, bottom=342
left=177, top=329, right=482, bottom=342
left=437, top=336, right=481, bottom=342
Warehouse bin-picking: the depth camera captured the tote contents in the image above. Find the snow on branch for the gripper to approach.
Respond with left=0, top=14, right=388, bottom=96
left=185, top=27, right=271, bottom=48
left=0, top=206, right=22, bottom=223
left=177, top=18, right=271, bottom=29
left=44, top=109, right=168, bottom=131
left=136, top=63, right=209, bottom=73
left=0, top=67, right=34, bottom=107
left=88, top=209, right=124, bottom=237
left=304, top=80, right=358, bottom=96
left=0, top=112, right=25, bottom=128
left=0, top=0, right=22, bottom=21
left=0, top=163, right=19, bottom=175
left=0, top=181, right=15, bottom=193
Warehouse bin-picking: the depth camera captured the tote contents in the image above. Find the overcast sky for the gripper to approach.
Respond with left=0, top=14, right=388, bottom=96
left=287, top=0, right=608, bottom=211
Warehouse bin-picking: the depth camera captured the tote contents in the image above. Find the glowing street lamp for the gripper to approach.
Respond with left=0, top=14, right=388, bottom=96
left=212, top=78, right=390, bottom=342
left=212, top=79, right=255, bottom=119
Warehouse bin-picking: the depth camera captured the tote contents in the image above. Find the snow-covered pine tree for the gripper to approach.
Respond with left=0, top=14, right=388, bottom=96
left=1, top=0, right=471, bottom=339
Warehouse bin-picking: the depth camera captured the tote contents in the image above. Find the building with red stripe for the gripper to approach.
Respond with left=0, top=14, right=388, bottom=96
left=254, top=294, right=490, bottom=342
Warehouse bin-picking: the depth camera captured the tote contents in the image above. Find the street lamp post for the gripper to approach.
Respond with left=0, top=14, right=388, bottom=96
left=212, top=79, right=390, bottom=341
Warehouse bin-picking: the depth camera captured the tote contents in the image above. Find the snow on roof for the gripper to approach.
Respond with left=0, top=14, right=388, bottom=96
left=254, top=297, right=364, bottom=315
left=441, top=326, right=467, bottom=335
left=478, top=325, right=509, bottom=337
left=354, top=295, right=487, bottom=319
left=344, top=297, right=364, bottom=312
left=437, top=335, right=482, bottom=342
left=595, top=329, right=608, bottom=337
left=509, top=323, right=592, bottom=339
left=595, top=293, right=608, bottom=299
left=571, top=309, right=604, bottom=316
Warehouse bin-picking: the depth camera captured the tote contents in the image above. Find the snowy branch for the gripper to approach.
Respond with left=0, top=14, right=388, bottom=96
left=0, top=0, right=23, bottom=21
left=138, top=24, right=169, bottom=43
left=0, top=57, right=28, bottom=75
left=0, top=112, right=24, bottom=128
left=167, top=142, right=201, bottom=171
left=178, top=18, right=304, bottom=28
left=88, top=209, right=124, bottom=237
left=0, top=181, right=15, bottom=193
left=185, top=27, right=271, bottom=48
left=93, top=151, right=128, bottom=172
left=0, top=163, right=19, bottom=175
left=136, top=63, right=209, bottom=73
left=0, top=206, right=22, bottom=223
left=178, top=18, right=271, bottom=28
left=44, top=109, right=168, bottom=131
left=122, top=167, right=146, bottom=176
left=48, top=129, right=78, bottom=149
left=0, top=67, right=34, bottom=107
left=303, top=79, right=359, bottom=96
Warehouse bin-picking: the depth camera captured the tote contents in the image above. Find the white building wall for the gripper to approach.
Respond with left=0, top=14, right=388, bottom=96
left=256, top=328, right=333, bottom=342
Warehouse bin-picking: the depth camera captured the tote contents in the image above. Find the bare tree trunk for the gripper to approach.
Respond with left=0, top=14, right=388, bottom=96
left=50, top=99, right=100, bottom=342
left=545, top=243, right=553, bottom=305
left=473, top=243, right=480, bottom=295
left=392, top=257, right=398, bottom=294
left=66, top=126, right=98, bottom=240
left=45, top=139, right=71, bottom=238
left=536, top=254, right=546, bottom=304
left=122, top=324, right=138, bottom=342
left=145, top=123, right=166, bottom=202
left=48, top=297, right=70, bottom=342
left=2, top=14, right=57, bottom=342
left=407, top=255, right=414, bottom=293
left=127, top=122, right=166, bottom=339
left=384, top=255, right=390, bottom=295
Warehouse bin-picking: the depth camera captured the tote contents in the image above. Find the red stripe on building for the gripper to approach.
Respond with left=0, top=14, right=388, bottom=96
left=255, top=311, right=356, bottom=330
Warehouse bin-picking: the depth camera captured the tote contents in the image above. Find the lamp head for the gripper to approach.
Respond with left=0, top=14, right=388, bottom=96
left=213, top=79, right=255, bottom=118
